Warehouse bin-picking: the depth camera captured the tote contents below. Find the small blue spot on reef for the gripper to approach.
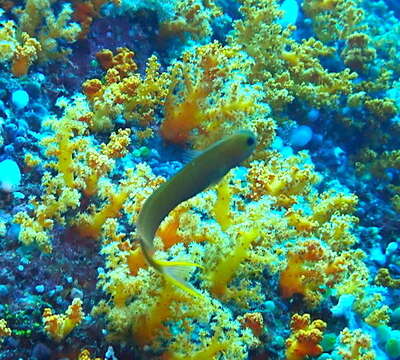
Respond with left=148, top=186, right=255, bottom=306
left=11, top=89, right=30, bottom=110
left=0, top=159, right=21, bottom=192
left=0, top=284, right=9, bottom=297
left=35, top=285, right=45, bottom=294
left=290, top=125, right=313, bottom=148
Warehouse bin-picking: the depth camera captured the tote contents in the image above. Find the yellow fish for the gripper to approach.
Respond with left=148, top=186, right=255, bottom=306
left=137, top=130, right=256, bottom=296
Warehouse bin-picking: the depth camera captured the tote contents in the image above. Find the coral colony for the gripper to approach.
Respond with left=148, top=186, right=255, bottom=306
left=0, top=0, right=400, bottom=359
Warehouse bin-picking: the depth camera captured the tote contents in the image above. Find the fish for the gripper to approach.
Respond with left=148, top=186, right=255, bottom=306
left=137, top=130, right=257, bottom=296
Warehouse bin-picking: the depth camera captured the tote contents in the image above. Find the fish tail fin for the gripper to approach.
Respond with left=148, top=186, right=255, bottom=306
left=154, top=259, right=204, bottom=297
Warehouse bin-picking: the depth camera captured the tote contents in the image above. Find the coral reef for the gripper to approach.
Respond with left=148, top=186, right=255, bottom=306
left=0, top=0, right=399, bottom=359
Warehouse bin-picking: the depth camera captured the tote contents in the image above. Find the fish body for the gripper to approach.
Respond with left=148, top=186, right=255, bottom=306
left=137, top=130, right=256, bottom=295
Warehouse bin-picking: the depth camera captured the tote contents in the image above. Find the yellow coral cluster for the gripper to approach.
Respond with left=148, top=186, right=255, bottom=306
left=82, top=40, right=274, bottom=151
left=302, top=0, right=365, bottom=42
left=0, top=0, right=81, bottom=76
left=354, top=148, right=400, bottom=212
left=77, top=349, right=102, bottom=360
left=8, top=1, right=386, bottom=357
left=82, top=47, right=170, bottom=132
left=285, top=313, right=326, bottom=360
left=160, top=0, right=222, bottom=40
left=338, top=328, right=375, bottom=359
left=93, top=148, right=368, bottom=359
left=13, top=95, right=138, bottom=251
left=341, top=32, right=376, bottom=73
left=375, top=268, right=400, bottom=289
left=94, top=272, right=258, bottom=358
left=161, top=41, right=273, bottom=150
left=0, top=20, right=40, bottom=76
left=18, top=0, right=81, bottom=60
left=228, top=0, right=357, bottom=112
left=42, top=298, right=84, bottom=342
left=0, top=319, right=11, bottom=337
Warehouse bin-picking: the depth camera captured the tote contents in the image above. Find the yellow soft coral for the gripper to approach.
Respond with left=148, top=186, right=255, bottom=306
left=11, top=32, right=41, bottom=77
left=94, top=149, right=364, bottom=358
left=14, top=175, right=81, bottom=252
left=132, top=282, right=189, bottom=346
left=228, top=0, right=357, bottom=112
left=161, top=41, right=272, bottom=149
left=364, top=305, right=391, bottom=327
left=0, top=21, right=41, bottom=76
left=82, top=48, right=170, bottom=131
left=285, top=313, right=326, bottom=360
left=14, top=96, right=135, bottom=251
left=207, top=227, right=259, bottom=297
left=338, top=328, right=375, bottom=359
left=0, top=21, right=17, bottom=62
left=341, top=32, right=376, bottom=73
left=0, top=319, right=11, bottom=337
left=279, top=240, right=329, bottom=307
left=77, top=349, right=102, bottom=360
left=375, top=268, right=400, bottom=289
left=160, top=0, right=222, bottom=40
left=364, top=98, right=397, bottom=121
left=0, top=0, right=81, bottom=74
left=246, top=152, right=320, bottom=206
left=43, top=298, right=84, bottom=342
left=302, top=0, right=365, bottom=42
left=18, top=0, right=81, bottom=60
left=238, top=312, right=264, bottom=337
left=311, top=191, right=358, bottom=224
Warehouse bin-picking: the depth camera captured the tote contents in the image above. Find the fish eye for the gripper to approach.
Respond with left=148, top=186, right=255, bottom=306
left=246, top=136, right=255, bottom=146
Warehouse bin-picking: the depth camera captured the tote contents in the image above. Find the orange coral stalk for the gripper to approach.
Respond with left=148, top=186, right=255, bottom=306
left=279, top=240, right=325, bottom=302
left=133, top=283, right=187, bottom=346
left=161, top=76, right=210, bottom=144
left=156, top=207, right=186, bottom=250
left=77, top=188, right=129, bottom=238
left=126, top=245, right=147, bottom=276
